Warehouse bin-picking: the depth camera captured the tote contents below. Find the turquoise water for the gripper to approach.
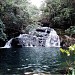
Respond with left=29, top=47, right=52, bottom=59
left=0, top=47, right=66, bottom=74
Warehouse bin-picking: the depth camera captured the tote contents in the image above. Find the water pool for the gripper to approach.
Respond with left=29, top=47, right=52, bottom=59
left=0, top=47, right=67, bottom=74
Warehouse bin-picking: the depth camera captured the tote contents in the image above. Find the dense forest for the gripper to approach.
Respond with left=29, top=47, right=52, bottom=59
left=0, top=0, right=75, bottom=47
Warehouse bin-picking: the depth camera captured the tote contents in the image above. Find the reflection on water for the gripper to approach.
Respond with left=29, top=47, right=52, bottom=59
left=0, top=47, right=62, bottom=74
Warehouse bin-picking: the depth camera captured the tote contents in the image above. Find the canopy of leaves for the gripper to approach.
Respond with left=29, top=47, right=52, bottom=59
left=0, top=19, right=7, bottom=41
left=40, top=0, right=75, bottom=29
left=25, top=22, right=41, bottom=33
left=65, top=26, right=75, bottom=35
left=0, top=0, right=30, bottom=39
left=0, top=0, right=40, bottom=39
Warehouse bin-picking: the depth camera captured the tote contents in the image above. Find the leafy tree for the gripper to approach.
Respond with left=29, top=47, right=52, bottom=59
left=65, top=26, right=75, bottom=36
left=0, top=0, right=31, bottom=39
left=40, top=0, right=75, bottom=29
left=0, top=19, right=7, bottom=46
left=0, top=0, right=42, bottom=40
left=25, top=22, right=41, bottom=33
left=27, top=5, right=40, bottom=21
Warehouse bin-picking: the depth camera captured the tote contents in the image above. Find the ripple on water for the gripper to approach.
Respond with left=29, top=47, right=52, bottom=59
left=24, top=72, right=33, bottom=75
left=0, top=48, right=61, bottom=74
left=24, top=72, right=51, bottom=75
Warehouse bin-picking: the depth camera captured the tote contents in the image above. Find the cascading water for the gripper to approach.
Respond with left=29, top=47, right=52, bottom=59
left=45, top=29, right=60, bottom=47
left=2, top=39, right=13, bottom=48
left=3, top=27, right=60, bottom=48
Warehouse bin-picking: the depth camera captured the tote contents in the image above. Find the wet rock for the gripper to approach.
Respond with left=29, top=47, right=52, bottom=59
left=60, top=35, right=75, bottom=49
left=11, top=38, right=22, bottom=48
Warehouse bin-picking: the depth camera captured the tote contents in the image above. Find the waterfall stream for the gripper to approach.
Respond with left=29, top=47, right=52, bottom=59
left=3, top=27, right=60, bottom=48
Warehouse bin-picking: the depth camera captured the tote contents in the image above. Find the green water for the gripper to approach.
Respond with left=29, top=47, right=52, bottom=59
left=0, top=47, right=68, bottom=74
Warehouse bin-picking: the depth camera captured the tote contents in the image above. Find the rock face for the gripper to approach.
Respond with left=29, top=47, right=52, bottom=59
left=11, top=38, right=22, bottom=48
left=3, top=27, right=60, bottom=48
left=60, top=35, right=75, bottom=49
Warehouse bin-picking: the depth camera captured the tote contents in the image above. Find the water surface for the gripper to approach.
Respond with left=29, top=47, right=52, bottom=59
left=0, top=47, right=63, bottom=74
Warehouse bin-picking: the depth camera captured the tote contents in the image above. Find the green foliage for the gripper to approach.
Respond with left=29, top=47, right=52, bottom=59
left=0, top=0, right=41, bottom=39
left=0, top=0, right=31, bottom=38
left=25, top=22, right=41, bottom=33
left=60, top=44, right=75, bottom=74
left=41, top=0, right=75, bottom=29
left=0, top=29, right=7, bottom=41
left=60, top=8, right=71, bottom=18
left=0, top=19, right=5, bottom=30
left=0, top=19, right=7, bottom=41
left=27, top=4, right=40, bottom=21
left=60, top=48, right=70, bottom=56
left=60, top=44, right=75, bottom=56
left=65, top=26, right=75, bottom=35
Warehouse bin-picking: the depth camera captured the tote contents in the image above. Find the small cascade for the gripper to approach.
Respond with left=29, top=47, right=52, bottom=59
left=18, top=34, right=33, bottom=47
left=3, top=27, right=60, bottom=48
left=3, top=39, right=13, bottom=48
left=45, top=29, right=60, bottom=47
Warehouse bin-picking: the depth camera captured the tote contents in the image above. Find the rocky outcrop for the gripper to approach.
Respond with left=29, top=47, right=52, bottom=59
left=60, top=35, right=75, bottom=49
left=11, top=38, right=22, bottom=48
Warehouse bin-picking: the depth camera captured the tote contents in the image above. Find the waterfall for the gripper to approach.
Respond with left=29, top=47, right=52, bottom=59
left=3, top=27, right=60, bottom=48
left=45, top=29, right=60, bottom=47
left=2, top=39, right=13, bottom=48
